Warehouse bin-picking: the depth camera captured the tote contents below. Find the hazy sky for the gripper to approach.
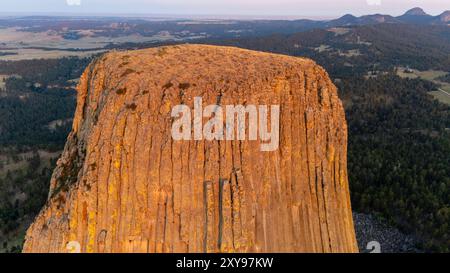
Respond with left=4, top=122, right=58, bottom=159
left=1, top=0, right=449, bottom=18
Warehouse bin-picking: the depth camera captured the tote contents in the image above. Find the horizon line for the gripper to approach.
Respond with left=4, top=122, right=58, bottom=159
left=0, top=7, right=448, bottom=21
left=0, top=12, right=336, bottom=21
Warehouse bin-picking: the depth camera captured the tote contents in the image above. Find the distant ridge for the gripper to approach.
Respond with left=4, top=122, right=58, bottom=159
left=403, top=7, right=429, bottom=16
left=326, top=7, right=449, bottom=27
left=0, top=7, right=448, bottom=39
left=439, top=11, right=450, bottom=22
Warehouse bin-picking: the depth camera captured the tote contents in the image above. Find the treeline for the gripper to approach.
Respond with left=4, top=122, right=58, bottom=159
left=0, top=57, right=90, bottom=149
left=0, top=57, right=88, bottom=252
left=203, top=30, right=450, bottom=251
left=0, top=89, right=75, bottom=149
left=1, top=22, right=450, bottom=252
left=437, top=73, right=450, bottom=83
left=0, top=152, right=53, bottom=253
left=353, top=24, right=450, bottom=71
left=201, top=23, right=450, bottom=74
left=337, top=75, right=450, bottom=252
left=0, top=57, right=91, bottom=87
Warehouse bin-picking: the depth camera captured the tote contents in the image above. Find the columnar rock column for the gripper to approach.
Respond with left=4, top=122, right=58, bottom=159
left=23, top=45, right=357, bottom=253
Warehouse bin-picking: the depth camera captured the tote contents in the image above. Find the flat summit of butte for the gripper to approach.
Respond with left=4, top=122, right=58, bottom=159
left=23, top=45, right=358, bottom=253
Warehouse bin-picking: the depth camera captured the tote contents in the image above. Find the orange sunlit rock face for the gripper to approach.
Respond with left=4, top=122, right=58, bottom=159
left=23, top=45, right=357, bottom=253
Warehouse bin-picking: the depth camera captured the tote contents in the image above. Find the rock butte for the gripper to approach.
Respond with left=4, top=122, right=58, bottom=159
left=23, top=44, right=357, bottom=253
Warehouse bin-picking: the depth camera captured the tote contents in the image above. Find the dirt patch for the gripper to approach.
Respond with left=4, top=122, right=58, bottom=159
left=0, top=75, right=8, bottom=90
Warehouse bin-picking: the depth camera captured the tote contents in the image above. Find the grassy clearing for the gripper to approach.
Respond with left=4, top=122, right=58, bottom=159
left=0, top=150, right=61, bottom=178
left=328, top=27, right=351, bottom=36
left=429, top=91, right=450, bottom=105
left=397, top=67, right=450, bottom=105
left=338, top=49, right=361, bottom=57
left=396, top=67, right=447, bottom=81
left=439, top=83, right=450, bottom=92
left=315, top=44, right=332, bottom=53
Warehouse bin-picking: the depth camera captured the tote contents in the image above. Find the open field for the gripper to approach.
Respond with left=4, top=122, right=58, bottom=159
left=315, top=44, right=332, bottom=52
left=0, top=150, right=61, bottom=178
left=0, top=28, right=178, bottom=49
left=338, top=49, right=361, bottom=57
left=396, top=67, right=448, bottom=81
left=328, top=27, right=351, bottom=36
left=397, top=67, right=450, bottom=105
left=431, top=83, right=450, bottom=105
left=314, top=44, right=360, bottom=57
left=0, top=27, right=189, bottom=61
left=429, top=90, right=450, bottom=105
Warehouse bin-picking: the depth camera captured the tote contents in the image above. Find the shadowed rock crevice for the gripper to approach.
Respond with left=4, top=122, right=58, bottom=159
left=23, top=44, right=357, bottom=253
